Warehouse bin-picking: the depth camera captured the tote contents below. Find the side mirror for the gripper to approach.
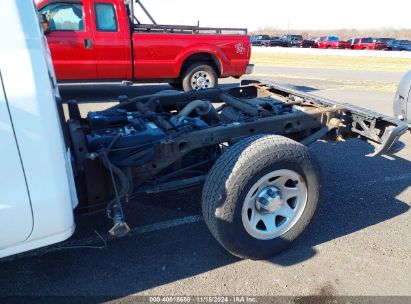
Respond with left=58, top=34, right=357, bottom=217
left=37, top=13, right=50, bottom=34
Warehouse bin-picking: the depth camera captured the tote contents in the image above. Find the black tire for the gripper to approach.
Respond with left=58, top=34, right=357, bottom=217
left=169, top=82, right=183, bottom=90
left=181, top=63, right=218, bottom=92
left=202, top=135, right=321, bottom=259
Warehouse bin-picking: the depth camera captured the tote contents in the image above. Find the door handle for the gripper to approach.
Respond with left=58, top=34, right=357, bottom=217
left=84, top=38, right=93, bottom=49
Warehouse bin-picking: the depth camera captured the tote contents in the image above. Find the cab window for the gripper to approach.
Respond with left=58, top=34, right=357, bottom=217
left=40, top=3, right=84, bottom=31
left=95, top=3, right=118, bottom=31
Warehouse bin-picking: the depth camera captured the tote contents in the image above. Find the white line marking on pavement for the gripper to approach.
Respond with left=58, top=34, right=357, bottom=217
left=131, top=215, right=203, bottom=236
left=69, top=214, right=204, bottom=247
left=1, top=215, right=203, bottom=262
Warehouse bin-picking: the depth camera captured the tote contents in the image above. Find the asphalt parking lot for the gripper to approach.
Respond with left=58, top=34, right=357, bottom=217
left=1, top=65, right=410, bottom=298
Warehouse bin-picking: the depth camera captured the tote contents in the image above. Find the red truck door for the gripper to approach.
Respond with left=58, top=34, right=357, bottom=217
left=90, top=0, right=132, bottom=79
left=40, top=2, right=97, bottom=80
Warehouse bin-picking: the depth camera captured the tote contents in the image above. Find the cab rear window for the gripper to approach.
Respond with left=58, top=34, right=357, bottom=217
left=95, top=3, right=118, bottom=32
left=328, top=36, right=339, bottom=41
left=362, top=38, right=373, bottom=43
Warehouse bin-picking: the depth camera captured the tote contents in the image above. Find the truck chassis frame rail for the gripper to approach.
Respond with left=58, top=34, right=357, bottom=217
left=67, top=80, right=407, bottom=202
left=66, top=80, right=407, bottom=258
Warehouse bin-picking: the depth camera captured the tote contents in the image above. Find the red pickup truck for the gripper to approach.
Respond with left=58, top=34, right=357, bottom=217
left=348, top=37, right=388, bottom=50
left=316, top=36, right=350, bottom=49
left=36, top=0, right=253, bottom=91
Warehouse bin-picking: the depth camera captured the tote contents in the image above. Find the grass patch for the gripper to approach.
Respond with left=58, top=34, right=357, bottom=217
left=251, top=53, right=411, bottom=72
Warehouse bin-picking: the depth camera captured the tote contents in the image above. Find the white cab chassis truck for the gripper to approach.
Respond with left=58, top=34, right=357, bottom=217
left=0, top=0, right=77, bottom=258
left=0, top=1, right=407, bottom=260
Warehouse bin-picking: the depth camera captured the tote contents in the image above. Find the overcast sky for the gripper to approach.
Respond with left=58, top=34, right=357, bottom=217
left=138, top=0, right=410, bottom=30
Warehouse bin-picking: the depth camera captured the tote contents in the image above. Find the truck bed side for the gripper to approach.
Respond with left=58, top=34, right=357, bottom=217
left=131, top=33, right=251, bottom=80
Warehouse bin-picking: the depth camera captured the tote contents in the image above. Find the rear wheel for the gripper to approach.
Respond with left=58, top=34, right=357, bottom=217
left=202, top=135, right=321, bottom=259
left=181, top=63, right=218, bottom=92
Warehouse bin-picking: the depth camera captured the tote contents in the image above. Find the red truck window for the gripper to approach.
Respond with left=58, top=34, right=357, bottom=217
left=40, top=3, right=84, bottom=31
left=94, top=3, right=118, bottom=32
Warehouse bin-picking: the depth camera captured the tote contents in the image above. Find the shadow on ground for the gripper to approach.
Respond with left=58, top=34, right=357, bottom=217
left=269, top=139, right=410, bottom=266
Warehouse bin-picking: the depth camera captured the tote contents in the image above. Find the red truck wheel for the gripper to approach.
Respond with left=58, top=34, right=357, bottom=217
left=182, top=63, right=218, bottom=92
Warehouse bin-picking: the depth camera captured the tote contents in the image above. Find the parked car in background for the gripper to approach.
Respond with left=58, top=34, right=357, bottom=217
left=371, top=39, right=389, bottom=50
left=269, top=36, right=283, bottom=47
left=316, top=36, right=349, bottom=49
left=281, top=34, right=303, bottom=47
left=251, top=35, right=271, bottom=47
left=346, top=38, right=354, bottom=49
left=301, top=37, right=318, bottom=48
left=386, top=39, right=398, bottom=50
left=337, top=40, right=351, bottom=49
left=387, top=40, right=411, bottom=51
left=351, top=37, right=387, bottom=50
left=374, top=38, right=395, bottom=45
left=313, top=37, right=322, bottom=48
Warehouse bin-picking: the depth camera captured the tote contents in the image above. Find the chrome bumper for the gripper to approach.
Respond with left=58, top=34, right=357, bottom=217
left=245, top=64, right=254, bottom=75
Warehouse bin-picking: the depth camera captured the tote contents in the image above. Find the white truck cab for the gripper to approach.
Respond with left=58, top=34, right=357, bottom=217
left=0, top=0, right=78, bottom=258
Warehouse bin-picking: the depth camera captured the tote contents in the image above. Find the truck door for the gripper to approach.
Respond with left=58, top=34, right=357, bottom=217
left=40, top=1, right=97, bottom=80
left=91, top=0, right=132, bottom=79
left=0, top=73, right=33, bottom=249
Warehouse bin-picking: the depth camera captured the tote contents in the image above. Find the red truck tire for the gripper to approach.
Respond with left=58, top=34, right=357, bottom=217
left=182, top=63, right=218, bottom=92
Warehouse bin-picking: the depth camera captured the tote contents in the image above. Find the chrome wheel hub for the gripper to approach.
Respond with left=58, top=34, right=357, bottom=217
left=191, top=71, right=213, bottom=90
left=255, top=186, right=282, bottom=214
left=242, top=169, right=308, bottom=240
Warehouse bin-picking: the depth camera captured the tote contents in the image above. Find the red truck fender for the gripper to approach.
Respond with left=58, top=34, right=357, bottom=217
left=174, top=43, right=229, bottom=77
